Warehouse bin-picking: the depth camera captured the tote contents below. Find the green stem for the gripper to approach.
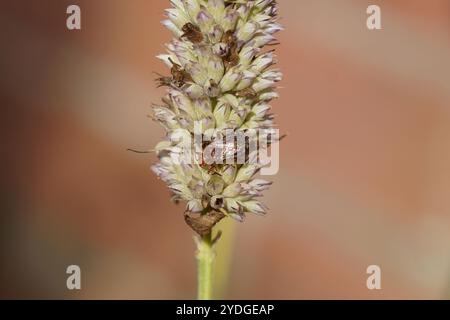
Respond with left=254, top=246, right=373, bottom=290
left=196, top=233, right=214, bottom=300
left=212, top=219, right=236, bottom=299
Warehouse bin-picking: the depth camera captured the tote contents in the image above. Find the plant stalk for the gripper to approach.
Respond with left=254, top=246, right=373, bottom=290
left=196, top=232, right=214, bottom=300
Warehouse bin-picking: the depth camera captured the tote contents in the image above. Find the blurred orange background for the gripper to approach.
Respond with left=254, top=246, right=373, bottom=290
left=1, top=0, right=450, bottom=299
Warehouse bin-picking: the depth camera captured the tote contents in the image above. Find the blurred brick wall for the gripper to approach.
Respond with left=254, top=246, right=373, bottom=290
left=0, top=0, right=449, bottom=299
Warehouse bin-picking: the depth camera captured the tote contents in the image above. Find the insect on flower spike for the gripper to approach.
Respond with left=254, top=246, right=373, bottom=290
left=151, top=0, right=283, bottom=239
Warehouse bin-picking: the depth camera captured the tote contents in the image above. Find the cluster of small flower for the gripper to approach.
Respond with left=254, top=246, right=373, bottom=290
left=151, top=0, right=282, bottom=234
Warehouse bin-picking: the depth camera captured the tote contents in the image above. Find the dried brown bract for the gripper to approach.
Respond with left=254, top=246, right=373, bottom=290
left=181, top=23, right=204, bottom=43
left=221, top=30, right=239, bottom=68
left=155, top=59, right=193, bottom=88
left=184, top=211, right=226, bottom=237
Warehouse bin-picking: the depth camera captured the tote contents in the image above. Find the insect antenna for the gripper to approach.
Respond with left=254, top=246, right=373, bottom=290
left=127, top=148, right=152, bottom=154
